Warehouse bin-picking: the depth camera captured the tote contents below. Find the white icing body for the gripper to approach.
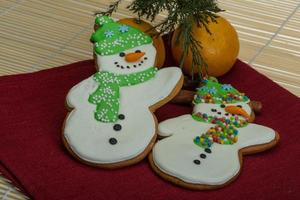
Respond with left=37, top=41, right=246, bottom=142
left=64, top=43, right=182, bottom=164
left=153, top=103, right=276, bottom=185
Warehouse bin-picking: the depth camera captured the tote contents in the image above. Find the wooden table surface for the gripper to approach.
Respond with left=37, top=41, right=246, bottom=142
left=0, top=0, right=299, bottom=199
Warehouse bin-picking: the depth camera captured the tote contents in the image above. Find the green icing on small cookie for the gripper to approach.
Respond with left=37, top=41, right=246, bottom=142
left=88, top=67, right=157, bottom=123
left=194, top=79, right=249, bottom=104
left=90, top=16, right=152, bottom=56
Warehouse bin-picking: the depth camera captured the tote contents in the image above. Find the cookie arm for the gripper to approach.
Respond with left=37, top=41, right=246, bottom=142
left=158, top=115, right=191, bottom=137
left=66, top=76, right=97, bottom=108
left=146, top=67, right=183, bottom=107
left=237, top=123, right=277, bottom=149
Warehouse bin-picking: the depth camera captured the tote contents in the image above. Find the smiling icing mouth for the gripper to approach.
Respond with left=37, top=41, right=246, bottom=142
left=114, top=56, right=148, bottom=69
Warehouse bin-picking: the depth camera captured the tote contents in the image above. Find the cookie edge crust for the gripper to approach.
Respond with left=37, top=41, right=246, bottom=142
left=148, top=131, right=280, bottom=190
left=61, top=73, right=184, bottom=169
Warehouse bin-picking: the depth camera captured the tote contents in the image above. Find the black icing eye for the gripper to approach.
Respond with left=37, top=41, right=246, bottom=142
left=217, top=112, right=222, bottom=115
left=211, top=109, right=217, bottom=112
left=225, top=113, right=229, bottom=116
left=237, top=105, right=242, bottom=108
left=135, top=50, right=141, bottom=53
left=220, top=104, right=225, bottom=108
left=119, top=52, right=125, bottom=57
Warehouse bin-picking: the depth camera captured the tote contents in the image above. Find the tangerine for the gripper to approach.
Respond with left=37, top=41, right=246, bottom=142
left=172, top=16, right=239, bottom=77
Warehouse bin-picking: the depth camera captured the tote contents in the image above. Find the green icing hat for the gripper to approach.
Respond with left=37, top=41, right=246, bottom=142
left=90, top=16, right=152, bottom=56
left=194, top=79, right=249, bottom=104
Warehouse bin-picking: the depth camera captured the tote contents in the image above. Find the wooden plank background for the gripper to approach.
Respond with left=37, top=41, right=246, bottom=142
left=0, top=0, right=299, bottom=199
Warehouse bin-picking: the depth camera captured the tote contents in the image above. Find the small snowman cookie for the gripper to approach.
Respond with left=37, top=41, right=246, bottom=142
left=63, top=16, right=183, bottom=168
left=149, top=79, right=279, bottom=189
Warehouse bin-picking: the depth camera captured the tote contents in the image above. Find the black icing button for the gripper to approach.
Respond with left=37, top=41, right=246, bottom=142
left=205, top=148, right=212, bottom=154
left=220, top=104, right=225, bottom=108
left=237, top=105, right=242, bottom=108
left=217, top=112, right=222, bottom=115
left=109, top=137, right=117, bottom=145
left=118, top=114, right=125, bottom=120
left=200, top=153, right=207, bottom=159
left=225, top=113, right=229, bottom=116
left=113, top=124, right=122, bottom=131
left=193, top=159, right=201, bottom=165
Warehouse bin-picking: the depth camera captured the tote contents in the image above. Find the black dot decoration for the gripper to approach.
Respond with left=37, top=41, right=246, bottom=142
left=113, top=124, right=122, bottom=131
left=193, top=159, right=201, bottom=165
left=118, top=114, right=125, bottom=120
left=205, top=148, right=212, bottom=153
left=200, top=153, right=206, bottom=159
left=109, top=137, right=117, bottom=145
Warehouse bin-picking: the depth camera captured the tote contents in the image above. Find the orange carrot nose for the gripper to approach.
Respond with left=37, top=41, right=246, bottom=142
left=125, top=52, right=145, bottom=62
left=225, top=105, right=250, bottom=120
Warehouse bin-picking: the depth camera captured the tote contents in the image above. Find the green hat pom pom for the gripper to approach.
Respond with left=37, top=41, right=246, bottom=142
left=90, top=16, right=152, bottom=56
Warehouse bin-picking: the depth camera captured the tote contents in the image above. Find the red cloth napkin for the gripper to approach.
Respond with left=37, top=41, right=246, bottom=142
left=0, top=59, right=299, bottom=200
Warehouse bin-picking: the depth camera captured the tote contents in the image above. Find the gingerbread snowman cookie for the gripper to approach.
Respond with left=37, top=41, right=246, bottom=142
left=149, top=79, right=279, bottom=189
left=63, top=16, right=183, bottom=168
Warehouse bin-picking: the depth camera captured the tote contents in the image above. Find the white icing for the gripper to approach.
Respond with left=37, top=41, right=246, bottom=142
left=64, top=43, right=182, bottom=164
left=153, top=102, right=276, bottom=185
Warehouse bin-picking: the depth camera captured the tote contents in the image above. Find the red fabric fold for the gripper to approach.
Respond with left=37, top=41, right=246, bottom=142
left=0, top=59, right=299, bottom=200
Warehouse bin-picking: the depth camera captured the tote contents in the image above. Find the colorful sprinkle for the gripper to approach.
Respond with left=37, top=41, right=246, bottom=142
left=192, top=112, right=248, bottom=149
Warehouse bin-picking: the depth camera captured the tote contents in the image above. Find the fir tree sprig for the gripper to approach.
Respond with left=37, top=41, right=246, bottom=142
left=95, top=0, right=223, bottom=79
left=95, top=0, right=123, bottom=16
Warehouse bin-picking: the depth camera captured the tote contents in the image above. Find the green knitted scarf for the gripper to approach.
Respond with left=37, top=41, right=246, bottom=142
left=88, top=67, right=157, bottom=123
